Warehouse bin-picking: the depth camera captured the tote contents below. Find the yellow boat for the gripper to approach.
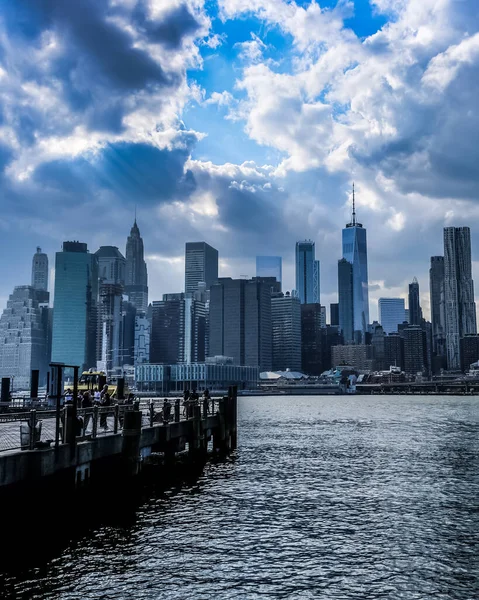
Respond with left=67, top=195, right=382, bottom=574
left=64, top=370, right=128, bottom=399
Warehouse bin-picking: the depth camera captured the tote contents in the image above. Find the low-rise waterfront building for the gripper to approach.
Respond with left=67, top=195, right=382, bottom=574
left=135, top=357, right=258, bottom=393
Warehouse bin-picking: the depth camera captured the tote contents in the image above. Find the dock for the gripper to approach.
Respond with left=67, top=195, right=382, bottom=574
left=0, top=388, right=238, bottom=505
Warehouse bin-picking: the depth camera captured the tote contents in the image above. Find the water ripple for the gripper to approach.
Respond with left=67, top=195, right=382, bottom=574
left=1, top=395, right=479, bottom=599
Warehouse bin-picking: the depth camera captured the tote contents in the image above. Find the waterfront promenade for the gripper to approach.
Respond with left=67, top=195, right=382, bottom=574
left=0, top=390, right=238, bottom=500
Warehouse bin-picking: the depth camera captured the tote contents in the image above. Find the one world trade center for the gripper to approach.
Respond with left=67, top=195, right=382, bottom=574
left=342, top=185, right=369, bottom=342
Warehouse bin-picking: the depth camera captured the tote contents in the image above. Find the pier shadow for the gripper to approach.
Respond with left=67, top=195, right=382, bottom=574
left=0, top=452, right=236, bottom=583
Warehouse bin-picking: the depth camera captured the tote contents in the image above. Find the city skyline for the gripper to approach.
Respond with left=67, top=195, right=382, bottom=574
left=2, top=220, right=479, bottom=325
left=1, top=1, right=479, bottom=325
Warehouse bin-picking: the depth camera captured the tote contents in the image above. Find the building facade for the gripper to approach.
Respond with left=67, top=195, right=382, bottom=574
left=135, top=360, right=259, bottom=393
left=460, top=334, right=479, bottom=372
left=185, top=242, right=219, bottom=294
left=408, top=278, right=422, bottom=325
left=209, top=278, right=272, bottom=371
left=31, top=247, right=49, bottom=293
left=0, top=286, right=49, bottom=390
left=51, top=242, right=98, bottom=371
left=150, top=293, right=207, bottom=365
left=342, top=188, right=369, bottom=341
left=256, top=256, right=282, bottom=291
left=330, top=303, right=339, bottom=327
left=295, top=241, right=320, bottom=304
left=403, top=326, right=426, bottom=376
left=125, top=219, right=148, bottom=314
left=444, top=227, right=477, bottom=370
left=378, top=298, right=406, bottom=334
left=301, top=303, right=322, bottom=375
left=95, top=246, right=126, bottom=373
left=371, top=321, right=386, bottom=371
left=430, top=256, right=446, bottom=361
left=384, top=333, right=404, bottom=371
left=271, top=292, right=301, bottom=371
left=134, top=313, right=150, bottom=365
left=331, top=344, right=374, bottom=371
left=338, top=258, right=354, bottom=343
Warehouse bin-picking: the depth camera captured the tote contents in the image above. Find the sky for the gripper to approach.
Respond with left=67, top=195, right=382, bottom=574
left=1, top=0, right=479, bottom=322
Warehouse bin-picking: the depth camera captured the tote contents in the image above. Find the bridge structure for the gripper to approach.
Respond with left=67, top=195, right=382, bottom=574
left=0, top=389, right=238, bottom=503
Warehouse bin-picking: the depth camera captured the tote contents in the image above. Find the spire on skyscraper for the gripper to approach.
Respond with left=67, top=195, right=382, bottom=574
left=352, top=182, right=356, bottom=226
left=125, top=218, right=148, bottom=313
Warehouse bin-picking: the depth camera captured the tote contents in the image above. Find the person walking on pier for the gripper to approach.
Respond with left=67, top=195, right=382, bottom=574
left=203, top=388, right=211, bottom=414
left=82, top=391, right=93, bottom=434
left=162, top=398, right=172, bottom=424
left=93, top=388, right=101, bottom=405
left=100, top=392, right=111, bottom=430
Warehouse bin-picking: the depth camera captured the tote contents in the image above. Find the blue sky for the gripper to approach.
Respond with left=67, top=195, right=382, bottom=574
left=1, top=0, right=479, bottom=320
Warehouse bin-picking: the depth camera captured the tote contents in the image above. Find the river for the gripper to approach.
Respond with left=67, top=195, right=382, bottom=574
left=1, top=395, right=478, bottom=599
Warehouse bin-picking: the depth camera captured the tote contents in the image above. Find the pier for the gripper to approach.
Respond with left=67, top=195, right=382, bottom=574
left=356, top=380, right=479, bottom=395
left=0, top=388, right=238, bottom=505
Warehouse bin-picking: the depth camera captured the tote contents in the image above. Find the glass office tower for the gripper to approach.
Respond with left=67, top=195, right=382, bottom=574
left=51, top=242, right=99, bottom=371
left=342, top=186, right=369, bottom=341
left=295, top=241, right=320, bottom=304
left=185, top=242, right=219, bottom=294
left=256, top=256, right=282, bottom=291
left=378, top=298, right=406, bottom=334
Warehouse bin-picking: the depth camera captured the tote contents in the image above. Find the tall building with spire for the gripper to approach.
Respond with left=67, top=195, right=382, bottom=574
left=341, top=184, right=369, bottom=342
left=125, top=219, right=148, bottom=314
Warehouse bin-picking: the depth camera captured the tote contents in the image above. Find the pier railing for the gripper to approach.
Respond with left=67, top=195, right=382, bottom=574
left=0, top=397, right=219, bottom=453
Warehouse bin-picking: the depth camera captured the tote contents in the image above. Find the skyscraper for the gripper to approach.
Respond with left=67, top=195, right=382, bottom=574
left=51, top=242, right=98, bottom=371
left=430, top=256, right=446, bottom=359
left=338, top=258, right=354, bottom=343
left=95, top=246, right=126, bottom=373
left=256, top=256, right=282, bottom=290
left=209, top=278, right=272, bottom=370
left=330, top=303, right=339, bottom=327
left=150, top=293, right=207, bottom=365
left=31, top=247, right=49, bottom=293
left=125, top=219, right=148, bottom=314
left=444, top=227, right=477, bottom=370
left=403, top=326, right=426, bottom=376
left=185, top=242, right=218, bottom=294
left=271, top=292, right=301, bottom=371
left=378, top=298, right=406, bottom=334
left=342, top=185, right=369, bottom=340
left=408, top=277, right=422, bottom=325
left=295, top=241, right=319, bottom=304
left=0, top=286, right=49, bottom=389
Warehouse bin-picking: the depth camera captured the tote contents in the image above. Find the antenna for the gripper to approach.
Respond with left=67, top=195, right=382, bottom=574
left=134, top=204, right=137, bottom=224
left=352, top=182, right=356, bottom=226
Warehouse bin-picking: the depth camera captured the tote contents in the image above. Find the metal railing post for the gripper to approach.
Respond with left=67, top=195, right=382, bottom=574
left=174, top=398, right=180, bottom=422
left=149, top=400, right=154, bottom=427
left=114, top=404, right=119, bottom=434
left=92, top=405, right=98, bottom=439
left=29, top=409, right=36, bottom=450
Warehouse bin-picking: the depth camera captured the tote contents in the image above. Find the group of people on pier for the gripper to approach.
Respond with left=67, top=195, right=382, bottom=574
left=182, top=388, right=211, bottom=418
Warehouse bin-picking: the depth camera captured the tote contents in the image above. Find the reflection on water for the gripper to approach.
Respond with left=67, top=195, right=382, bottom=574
left=1, top=395, right=478, bottom=599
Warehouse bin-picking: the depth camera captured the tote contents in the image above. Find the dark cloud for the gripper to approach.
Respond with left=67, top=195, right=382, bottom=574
left=32, top=136, right=198, bottom=208
left=11, top=0, right=170, bottom=89
left=133, top=2, right=202, bottom=49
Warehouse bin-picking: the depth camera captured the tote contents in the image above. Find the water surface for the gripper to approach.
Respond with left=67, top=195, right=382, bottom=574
left=2, top=395, right=478, bottom=599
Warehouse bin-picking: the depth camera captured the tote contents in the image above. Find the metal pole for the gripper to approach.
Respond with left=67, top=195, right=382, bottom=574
left=29, top=409, right=36, bottom=450
left=70, top=366, right=79, bottom=452
left=55, top=366, right=62, bottom=449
